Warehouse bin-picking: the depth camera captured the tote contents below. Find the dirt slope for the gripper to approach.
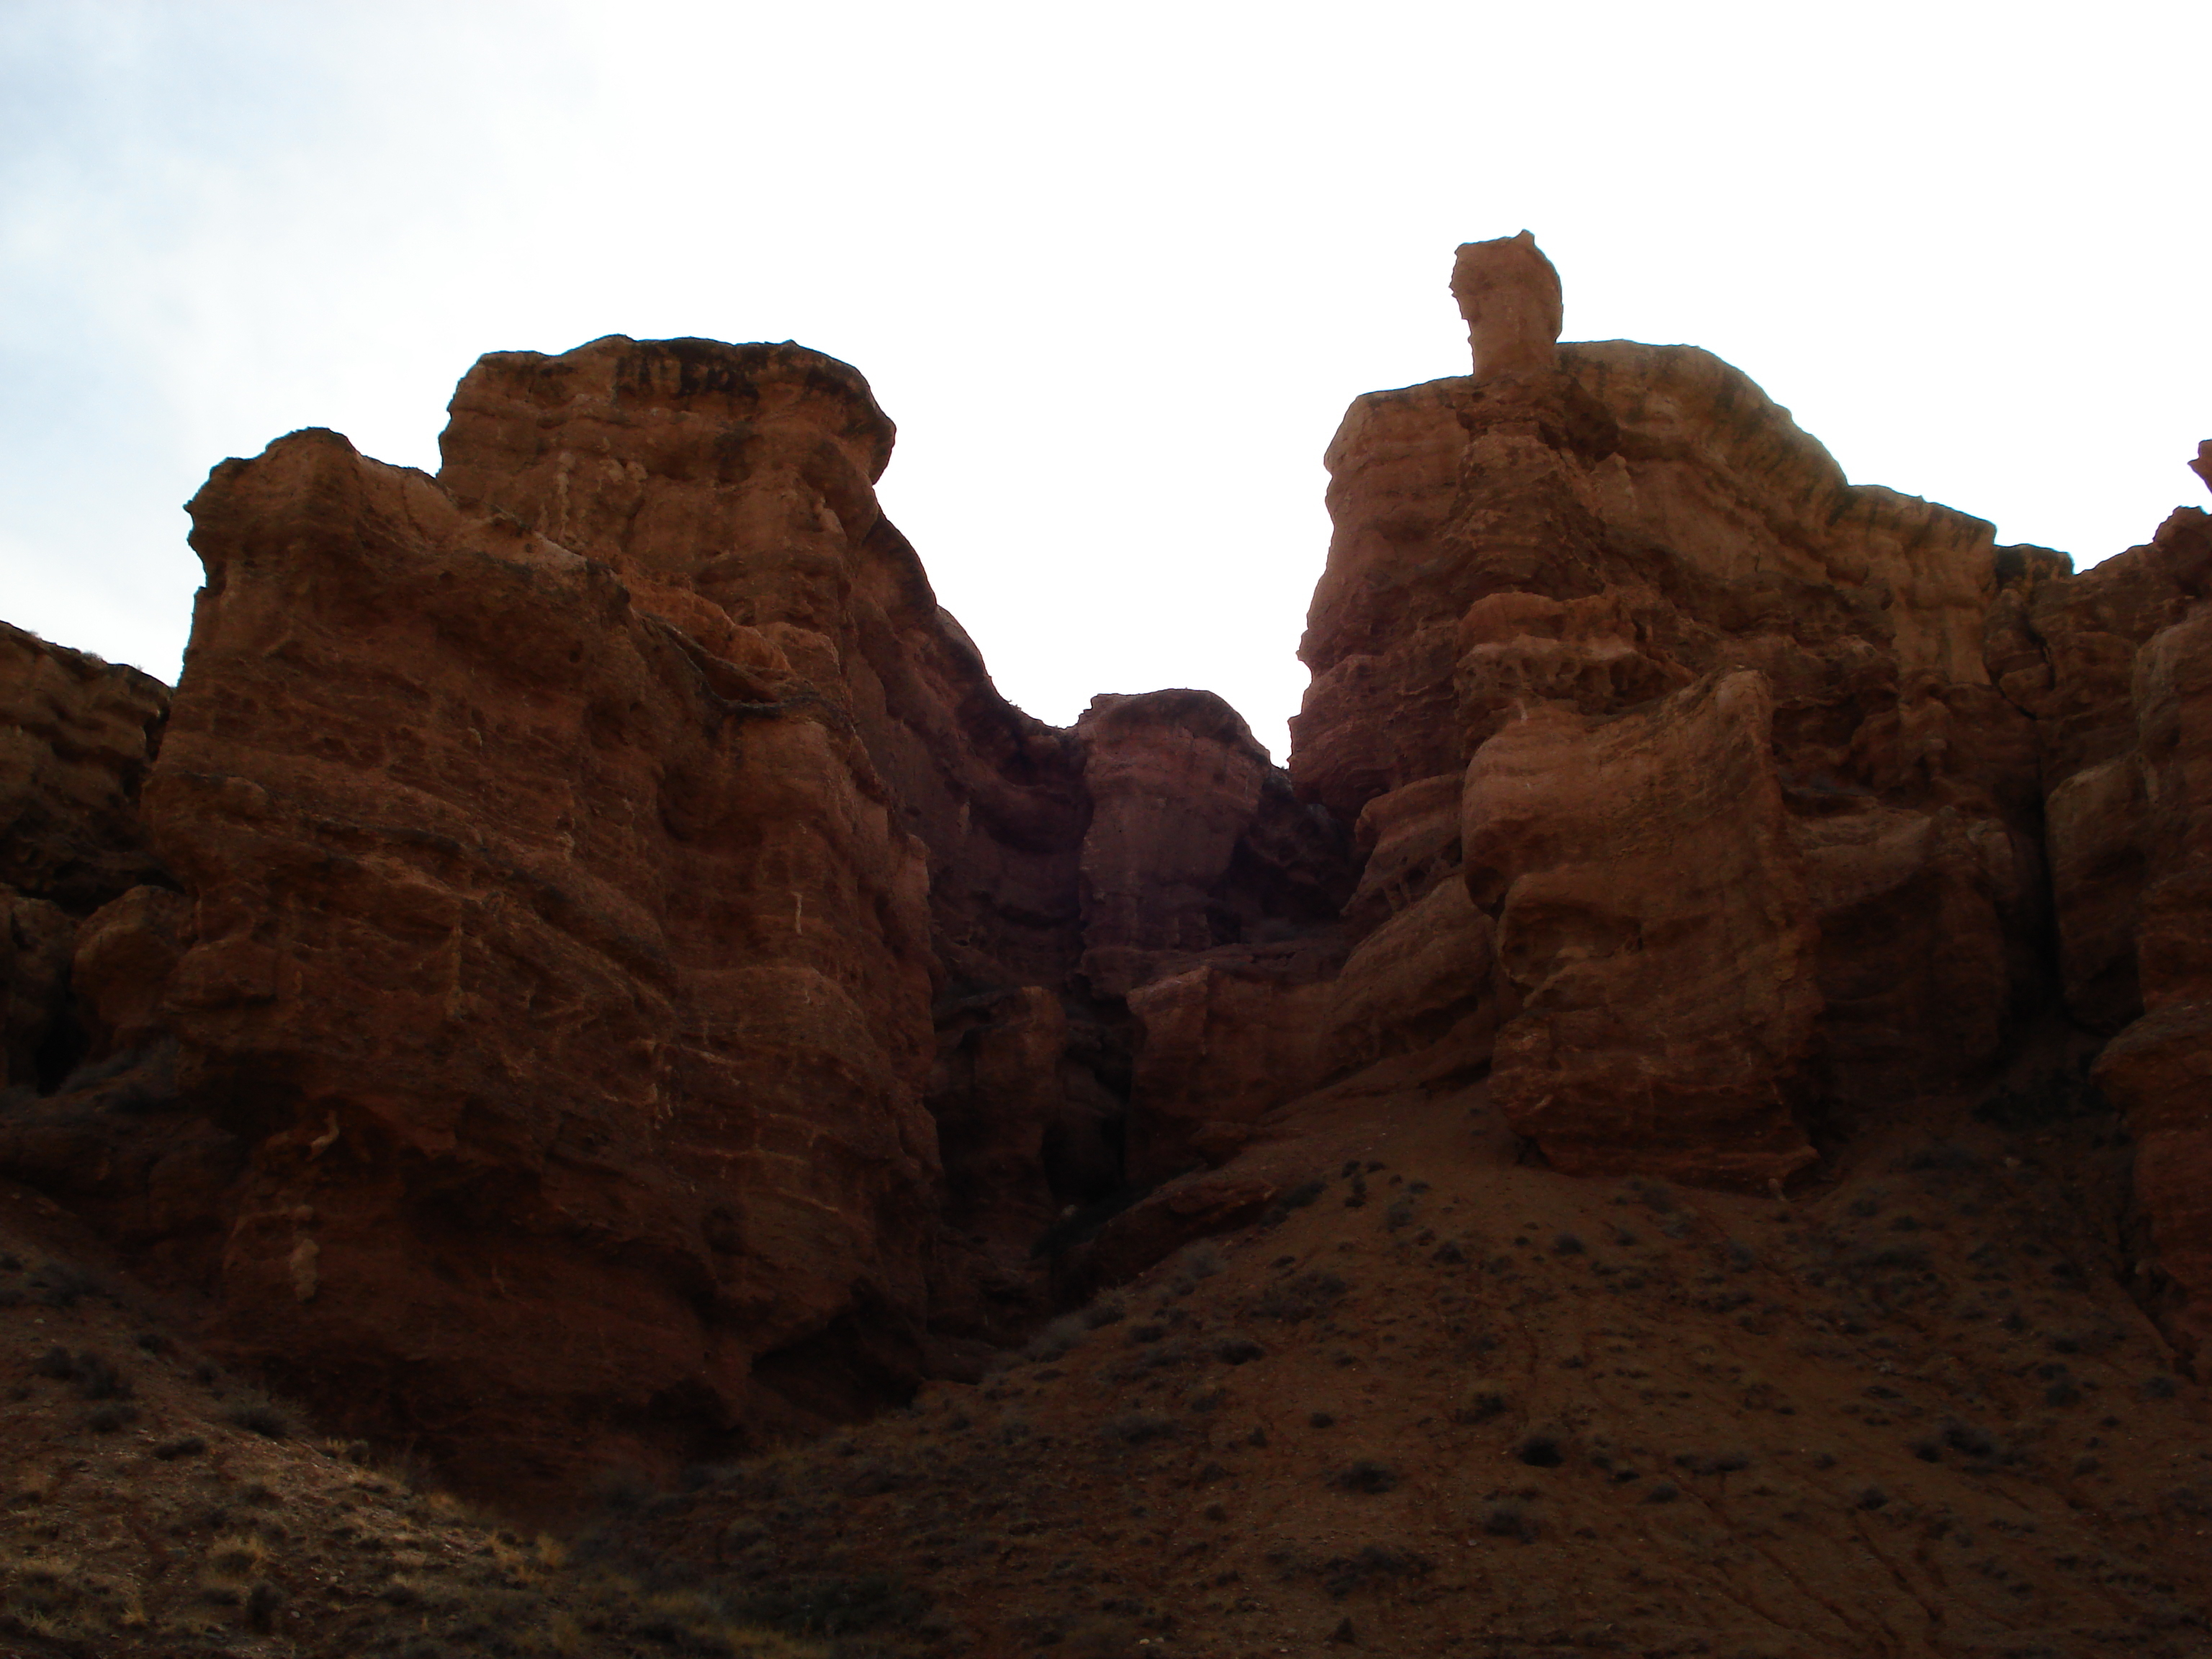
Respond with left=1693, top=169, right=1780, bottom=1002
left=596, top=1075, right=2212, bottom=1659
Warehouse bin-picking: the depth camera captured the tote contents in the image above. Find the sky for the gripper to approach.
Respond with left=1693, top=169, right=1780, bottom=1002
left=2, top=1, right=2206, bottom=757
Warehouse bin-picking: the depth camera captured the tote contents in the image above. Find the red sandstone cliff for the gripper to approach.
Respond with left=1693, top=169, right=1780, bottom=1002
left=1293, top=234, right=2045, bottom=1185
left=4, top=245, right=2211, bottom=1503
left=0, top=341, right=1357, bottom=1498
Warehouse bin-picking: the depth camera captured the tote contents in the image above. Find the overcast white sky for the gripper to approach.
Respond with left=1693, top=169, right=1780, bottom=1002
left=2, top=1, right=2205, bottom=755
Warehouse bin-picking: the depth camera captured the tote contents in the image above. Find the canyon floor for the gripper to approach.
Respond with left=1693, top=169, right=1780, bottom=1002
left=9, top=1060, right=2212, bottom=1659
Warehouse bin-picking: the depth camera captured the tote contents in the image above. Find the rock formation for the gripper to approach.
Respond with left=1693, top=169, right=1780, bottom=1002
left=1450, top=229, right=1564, bottom=383
left=1293, top=248, right=2046, bottom=1182
left=2002, top=465, right=2212, bottom=1354
left=0, top=340, right=1359, bottom=1498
left=6, top=241, right=2212, bottom=1504
left=0, top=624, right=168, bottom=1094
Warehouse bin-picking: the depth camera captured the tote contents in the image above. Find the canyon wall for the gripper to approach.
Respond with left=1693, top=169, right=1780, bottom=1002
left=0, top=339, right=1362, bottom=1498
left=4, top=248, right=2211, bottom=1498
left=1295, top=239, right=2046, bottom=1183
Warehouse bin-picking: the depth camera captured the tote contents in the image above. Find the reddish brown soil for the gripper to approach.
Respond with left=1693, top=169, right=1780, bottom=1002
left=601, top=1078, right=2212, bottom=1659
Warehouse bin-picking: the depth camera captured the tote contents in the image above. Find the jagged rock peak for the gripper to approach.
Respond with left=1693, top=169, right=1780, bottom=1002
left=1449, top=228, right=1563, bottom=382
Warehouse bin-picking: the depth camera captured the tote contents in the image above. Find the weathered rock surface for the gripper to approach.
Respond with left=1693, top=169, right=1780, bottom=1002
left=1291, top=239, right=2046, bottom=1178
left=1465, top=672, right=1820, bottom=1184
left=1992, top=495, right=2212, bottom=1035
left=148, top=419, right=945, bottom=1493
left=0, top=625, right=170, bottom=1093
left=0, top=621, right=168, bottom=915
left=0, top=339, right=1360, bottom=1497
left=1451, top=229, right=1563, bottom=384
left=8, top=240, right=2212, bottom=1505
left=2054, top=457, right=2212, bottom=1359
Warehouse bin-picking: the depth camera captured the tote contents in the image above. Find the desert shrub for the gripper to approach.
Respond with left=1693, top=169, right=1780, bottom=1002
left=1432, top=1238, right=1467, bottom=1265
left=842, top=1455, right=912, bottom=1497
left=84, top=1401, right=139, bottom=1434
left=1264, top=1178, right=1326, bottom=1225
left=1385, top=1198, right=1416, bottom=1231
left=2142, top=1374, right=2180, bottom=1401
left=1552, top=1233, right=1585, bottom=1256
left=1482, top=1503, right=1538, bottom=1542
left=28, top=1346, right=132, bottom=1401
left=1320, top=1545, right=1429, bottom=1596
left=732, top=1572, right=925, bottom=1638
left=1641, top=1481, right=1681, bottom=1504
left=1182, top=1242, right=1226, bottom=1279
left=1248, top=1271, right=1348, bottom=1323
left=1853, top=1243, right=1931, bottom=1272
left=1905, top=1140, right=1984, bottom=1172
left=1330, top=1461, right=1398, bottom=1494
left=224, top=1397, right=292, bottom=1439
left=1673, top=1450, right=1750, bottom=1476
left=1516, top=1435, right=1564, bottom=1468
left=153, top=1435, right=207, bottom=1461
left=1081, top=1295, right=1128, bottom=1329
left=1023, top=1313, right=1089, bottom=1362
left=1138, top=1339, right=1193, bottom=1372
left=1455, top=1382, right=1510, bottom=1424
left=1213, top=1335, right=1266, bottom=1365
left=1098, top=1411, right=1177, bottom=1445
left=1857, top=1486, right=1889, bottom=1509
left=28, top=1259, right=103, bottom=1308
left=1940, top=1419, right=1999, bottom=1460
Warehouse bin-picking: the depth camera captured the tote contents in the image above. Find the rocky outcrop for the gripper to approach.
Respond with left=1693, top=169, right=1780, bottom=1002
left=0, top=338, right=1361, bottom=1496
left=1451, top=230, right=1563, bottom=383
left=2017, top=458, right=2212, bottom=1359
left=8, top=240, right=2211, bottom=1498
left=129, top=420, right=944, bottom=1493
left=0, top=624, right=169, bottom=1094
left=1990, top=499, right=2212, bottom=1034
left=1465, top=672, right=1821, bottom=1184
left=1291, top=238, right=2045, bottom=1178
left=0, top=623, right=168, bottom=916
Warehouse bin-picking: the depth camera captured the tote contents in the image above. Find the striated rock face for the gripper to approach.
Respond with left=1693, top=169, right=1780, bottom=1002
left=147, top=419, right=940, bottom=1492
left=2044, top=457, right=2212, bottom=1358
left=0, top=338, right=1361, bottom=1495
left=9, top=240, right=2212, bottom=1495
left=1464, top=673, right=1821, bottom=1184
left=0, top=624, right=169, bottom=1094
left=0, top=622, right=168, bottom=916
left=1991, top=497, right=2212, bottom=1035
left=1290, top=243, right=2045, bottom=1178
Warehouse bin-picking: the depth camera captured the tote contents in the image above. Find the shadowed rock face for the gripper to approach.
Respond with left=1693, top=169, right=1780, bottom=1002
left=2027, top=468, right=2212, bottom=1359
left=0, top=625, right=169, bottom=1094
left=6, top=248, right=2212, bottom=1498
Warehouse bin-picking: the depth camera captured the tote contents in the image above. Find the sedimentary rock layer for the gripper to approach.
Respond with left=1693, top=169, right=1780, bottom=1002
left=6, top=240, right=2212, bottom=1496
